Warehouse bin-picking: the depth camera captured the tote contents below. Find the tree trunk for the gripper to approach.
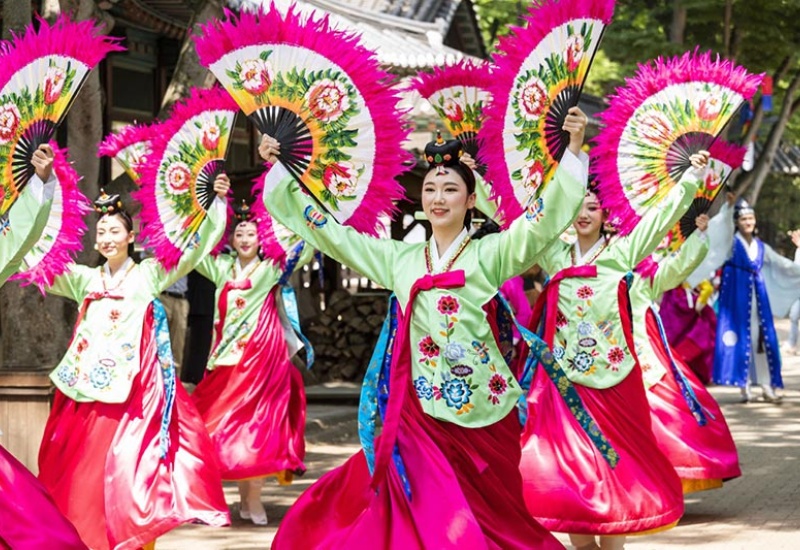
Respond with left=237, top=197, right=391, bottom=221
left=157, top=0, right=224, bottom=117
left=2, top=0, right=30, bottom=39
left=744, top=67, right=800, bottom=205
left=670, top=0, right=687, bottom=45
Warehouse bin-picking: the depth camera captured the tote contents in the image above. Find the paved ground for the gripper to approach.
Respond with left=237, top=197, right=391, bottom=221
left=159, top=319, right=800, bottom=549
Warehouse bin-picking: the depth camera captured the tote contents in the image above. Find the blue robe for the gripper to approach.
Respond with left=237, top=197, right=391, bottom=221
left=714, top=236, right=782, bottom=388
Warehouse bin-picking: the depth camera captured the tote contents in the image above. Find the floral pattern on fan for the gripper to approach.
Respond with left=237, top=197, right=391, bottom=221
left=98, top=123, right=157, bottom=185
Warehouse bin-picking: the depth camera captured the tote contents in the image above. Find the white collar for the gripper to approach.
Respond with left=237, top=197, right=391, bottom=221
left=429, top=227, right=469, bottom=272
left=235, top=256, right=260, bottom=279
left=573, top=237, right=605, bottom=265
left=102, top=257, right=133, bottom=282
left=735, top=232, right=759, bottom=260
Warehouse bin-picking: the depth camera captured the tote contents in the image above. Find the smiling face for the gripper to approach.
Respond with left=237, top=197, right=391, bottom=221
left=95, top=214, right=134, bottom=261
left=573, top=191, right=607, bottom=241
left=232, top=221, right=259, bottom=262
left=736, top=213, right=756, bottom=236
left=421, top=169, right=476, bottom=234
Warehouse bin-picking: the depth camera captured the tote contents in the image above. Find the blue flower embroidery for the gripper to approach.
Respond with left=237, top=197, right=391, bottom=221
left=304, top=205, right=327, bottom=228
left=525, top=197, right=544, bottom=221
left=89, top=365, right=113, bottom=390
left=441, top=376, right=472, bottom=409
left=471, top=341, right=491, bottom=364
left=577, top=321, right=595, bottom=336
left=57, top=365, right=79, bottom=387
left=413, top=376, right=433, bottom=400
left=552, top=345, right=566, bottom=361
left=571, top=351, right=595, bottom=373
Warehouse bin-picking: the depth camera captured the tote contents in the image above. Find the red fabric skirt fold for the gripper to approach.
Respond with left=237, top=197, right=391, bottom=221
left=191, top=292, right=306, bottom=480
left=645, top=312, right=741, bottom=484
left=520, top=362, right=684, bottom=535
left=1, top=445, right=86, bottom=549
left=38, top=306, right=230, bottom=550
left=272, top=382, right=562, bottom=549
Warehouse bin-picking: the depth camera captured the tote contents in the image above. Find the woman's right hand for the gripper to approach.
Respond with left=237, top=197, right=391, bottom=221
left=258, top=135, right=281, bottom=164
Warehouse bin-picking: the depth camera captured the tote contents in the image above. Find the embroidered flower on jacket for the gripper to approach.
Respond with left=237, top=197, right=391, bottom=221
left=570, top=351, right=595, bottom=374
left=552, top=345, right=566, bottom=361
left=109, top=309, right=121, bottom=322
left=576, top=285, right=594, bottom=300
left=57, top=365, right=79, bottom=387
left=89, top=364, right=113, bottom=390
left=443, top=341, right=466, bottom=362
left=577, top=321, right=595, bottom=336
left=487, top=374, right=509, bottom=404
left=418, top=335, right=440, bottom=358
left=471, top=341, right=491, bottom=364
left=607, top=346, right=626, bottom=366
left=414, top=376, right=433, bottom=400
left=76, top=337, right=89, bottom=353
left=436, top=295, right=460, bottom=315
left=555, top=310, right=568, bottom=328
left=235, top=296, right=246, bottom=310
left=450, top=364, right=473, bottom=377
left=440, top=376, right=472, bottom=410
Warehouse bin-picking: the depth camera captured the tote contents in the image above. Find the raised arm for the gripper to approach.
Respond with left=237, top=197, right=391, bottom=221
left=649, top=223, right=710, bottom=298
left=0, top=145, right=56, bottom=285
left=147, top=175, right=230, bottom=293
left=260, top=162, right=402, bottom=291
left=485, top=149, right=587, bottom=285
left=618, top=156, right=707, bottom=269
left=194, top=253, right=231, bottom=287
left=46, top=263, right=96, bottom=303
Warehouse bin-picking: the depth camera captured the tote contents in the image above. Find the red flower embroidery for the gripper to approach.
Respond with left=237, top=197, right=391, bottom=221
left=436, top=295, right=460, bottom=315
left=76, top=338, right=88, bottom=353
left=576, top=285, right=594, bottom=300
left=109, top=309, right=121, bottom=322
left=487, top=374, right=508, bottom=405
left=555, top=310, right=568, bottom=328
left=235, top=297, right=246, bottom=310
left=418, top=335, right=440, bottom=358
left=607, top=346, right=626, bottom=365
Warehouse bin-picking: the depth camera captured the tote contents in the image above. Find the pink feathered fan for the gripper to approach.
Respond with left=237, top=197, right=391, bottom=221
left=98, top=122, right=158, bottom=185
left=194, top=4, right=409, bottom=235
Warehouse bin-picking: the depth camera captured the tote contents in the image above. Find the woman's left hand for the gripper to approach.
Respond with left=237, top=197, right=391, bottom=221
left=213, top=173, right=231, bottom=197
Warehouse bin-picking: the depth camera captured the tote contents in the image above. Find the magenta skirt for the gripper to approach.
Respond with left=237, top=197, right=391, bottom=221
left=38, top=305, right=230, bottom=550
left=1, top=445, right=86, bottom=549
left=272, top=381, right=562, bottom=549
left=645, top=311, right=740, bottom=489
left=520, top=361, right=684, bottom=535
left=192, top=292, right=306, bottom=481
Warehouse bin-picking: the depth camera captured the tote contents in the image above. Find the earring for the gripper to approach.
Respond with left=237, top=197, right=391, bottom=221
left=93, top=243, right=99, bottom=250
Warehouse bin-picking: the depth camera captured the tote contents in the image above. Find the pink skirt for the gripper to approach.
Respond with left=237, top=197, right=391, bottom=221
left=272, top=382, right=561, bottom=549
left=1, top=445, right=86, bottom=549
left=645, top=311, right=740, bottom=490
left=520, top=362, right=684, bottom=535
left=192, top=293, right=306, bottom=481
left=38, top=306, right=230, bottom=550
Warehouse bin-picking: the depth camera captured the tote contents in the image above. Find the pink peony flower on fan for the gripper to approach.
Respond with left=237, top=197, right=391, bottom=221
left=704, top=168, right=722, bottom=191
left=656, top=230, right=672, bottom=251
left=0, top=103, right=21, bottom=144
left=443, top=98, right=464, bottom=122
left=521, top=158, right=545, bottom=194
left=43, top=66, right=67, bottom=105
left=637, top=111, right=673, bottom=147
left=201, top=121, right=221, bottom=150
left=696, top=92, right=722, bottom=121
left=165, top=162, right=192, bottom=194
left=239, top=59, right=274, bottom=96
left=306, top=79, right=350, bottom=122
left=565, top=33, right=585, bottom=72
left=322, top=161, right=358, bottom=198
left=518, top=77, right=548, bottom=121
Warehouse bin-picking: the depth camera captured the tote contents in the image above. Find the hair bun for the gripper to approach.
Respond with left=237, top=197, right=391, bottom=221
left=93, top=189, right=124, bottom=214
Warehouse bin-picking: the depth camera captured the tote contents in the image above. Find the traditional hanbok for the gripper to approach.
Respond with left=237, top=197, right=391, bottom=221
left=0, top=175, right=86, bottom=549
left=519, top=171, right=705, bottom=535
left=37, top=199, right=230, bottom=550
left=262, top=151, right=586, bottom=549
left=191, top=243, right=313, bottom=481
left=630, top=231, right=740, bottom=493
left=706, top=204, right=800, bottom=391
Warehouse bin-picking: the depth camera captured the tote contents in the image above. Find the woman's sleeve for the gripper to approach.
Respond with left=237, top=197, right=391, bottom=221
left=46, top=264, right=94, bottom=302
left=148, top=197, right=229, bottom=293
left=618, top=168, right=703, bottom=269
left=0, top=175, right=55, bottom=284
left=194, top=254, right=229, bottom=287
left=685, top=202, right=734, bottom=288
left=486, top=150, right=588, bottom=285
left=650, top=230, right=710, bottom=297
left=261, top=163, right=401, bottom=291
